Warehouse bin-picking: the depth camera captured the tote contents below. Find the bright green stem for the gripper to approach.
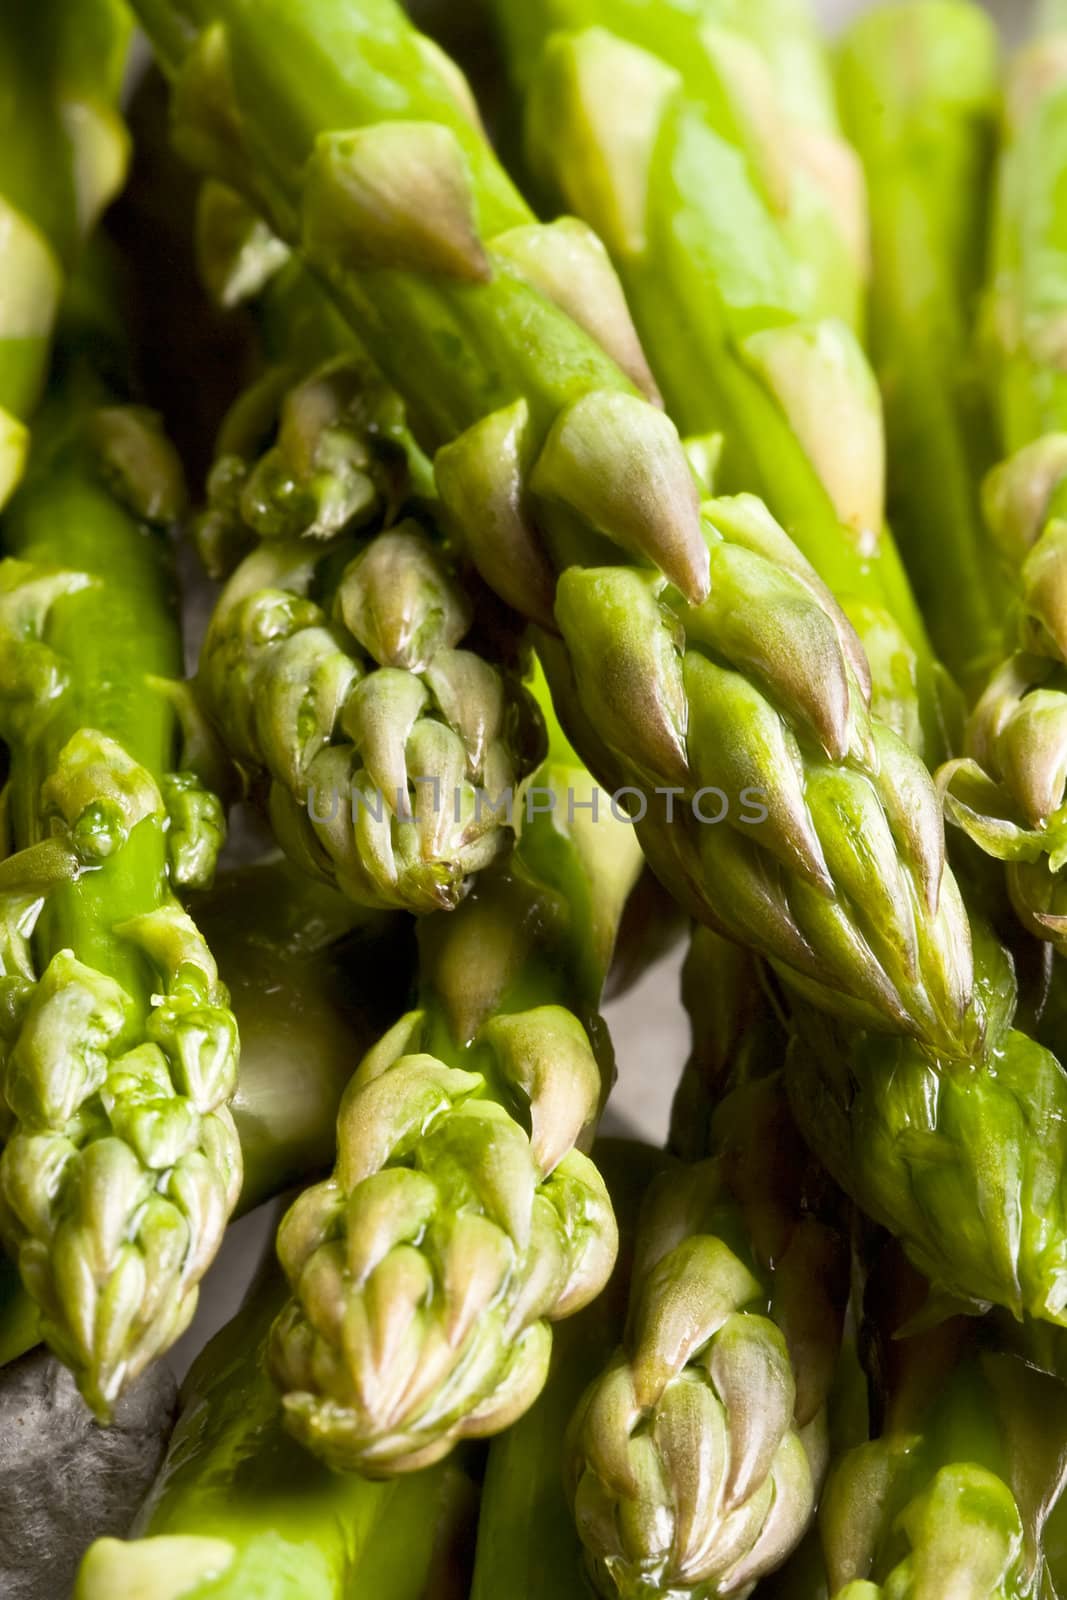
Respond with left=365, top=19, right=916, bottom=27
left=492, top=0, right=847, bottom=236
left=0, top=0, right=130, bottom=504
left=717, top=0, right=839, bottom=133
left=2, top=394, right=177, bottom=1016
left=7, top=449, right=176, bottom=996
left=492, top=0, right=953, bottom=748
left=837, top=0, right=1008, bottom=699
left=495, top=0, right=864, bottom=330
left=74, top=1268, right=473, bottom=1600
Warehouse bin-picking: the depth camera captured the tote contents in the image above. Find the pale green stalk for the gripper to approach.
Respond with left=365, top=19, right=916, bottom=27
left=0, top=0, right=129, bottom=507
left=470, top=1141, right=665, bottom=1600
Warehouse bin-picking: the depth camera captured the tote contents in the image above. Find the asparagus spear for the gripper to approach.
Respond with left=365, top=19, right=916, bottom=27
left=562, top=930, right=847, bottom=1599
left=737, top=1, right=1067, bottom=1332
left=0, top=266, right=241, bottom=1417
left=491, top=0, right=867, bottom=330
left=170, top=3, right=1066, bottom=1341
left=190, top=196, right=545, bottom=914
left=269, top=701, right=642, bottom=1473
left=0, top=857, right=413, bottom=1370
left=197, top=353, right=543, bottom=915
left=493, top=0, right=946, bottom=754
left=704, top=0, right=869, bottom=336
left=930, top=3, right=1067, bottom=947
left=836, top=0, right=1007, bottom=703
left=74, top=1265, right=477, bottom=1600
left=819, top=1247, right=1067, bottom=1600
left=0, top=0, right=129, bottom=508
left=132, top=0, right=978, bottom=1057
left=785, top=910, right=1067, bottom=1325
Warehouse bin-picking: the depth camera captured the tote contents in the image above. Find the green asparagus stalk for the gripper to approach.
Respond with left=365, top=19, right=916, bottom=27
left=0, top=856, right=413, bottom=1370
left=268, top=703, right=643, bottom=1473
left=132, top=0, right=979, bottom=1058
left=197, top=354, right=543, bottom=915
left=74, top=1265, right=477, bottom=1600
left=191, top=195, right=544, bottom=914
left=930, top=5, right=1067, bottom=946
left=836, top=0, right=1007, bottom=702
left=0, top=0, right=129, bottom=508
left=470, top=1140, right=666, bottom=1600
left=0, top=268, right=240, bottom=1417
left=493, top=0, right=947, bottom=754
left=490, top=0, right=868, bottom=331
left=819, top=1248, right=1067, bottom=1599
left=706, top=0, right=870, bottom=336
left=563, top=929, right=848, bottom=1599
left=785, top=911, right=1067, bottom=1325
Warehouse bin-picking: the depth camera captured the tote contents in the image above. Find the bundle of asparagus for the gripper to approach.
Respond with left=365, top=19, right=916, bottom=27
left=12, top=0, right=1067, bottom=1596
left=131, top=0, right=981, bottom=1058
